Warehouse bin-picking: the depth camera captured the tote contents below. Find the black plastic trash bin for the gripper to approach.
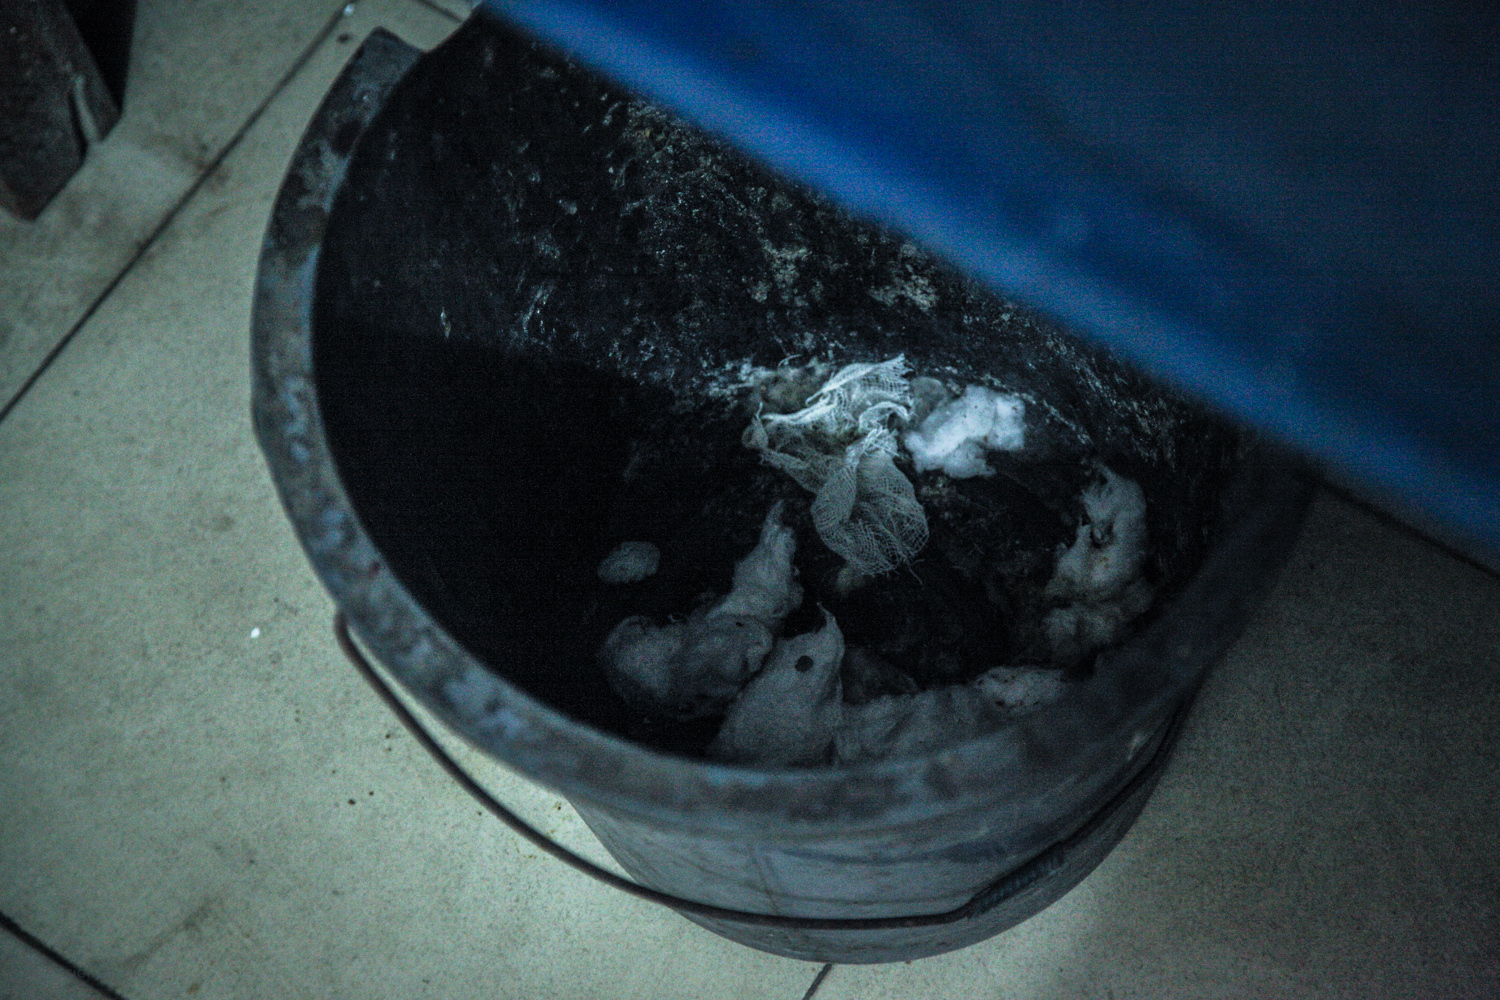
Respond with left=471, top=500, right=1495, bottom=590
left=252, top=19, right=1311, bottom=963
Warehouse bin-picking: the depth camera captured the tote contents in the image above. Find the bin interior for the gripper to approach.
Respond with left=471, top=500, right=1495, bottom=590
left=310, top=19, right=1242, bottom=757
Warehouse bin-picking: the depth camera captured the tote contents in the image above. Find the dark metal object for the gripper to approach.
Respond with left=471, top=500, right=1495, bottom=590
left=0, top=0, right=119, bottom=219
left=336, top=610, right=1193, bottom=930
left=252, top=21, right=1313, bottom=963
left=800, top=964, right=834, bottom=1000
left=479, top=0, right=1500, bottom=566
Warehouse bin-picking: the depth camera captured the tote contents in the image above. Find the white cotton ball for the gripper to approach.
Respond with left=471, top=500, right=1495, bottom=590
left=834, top=684, right=1001, bottom=764
left=907, top=376, right=952, bottom=425
left=601, top=611, right=777, bottom=720
left=599, top=503, right=802, bottom=719
left=1042, top=467, right=1154, bottom=665
left=1045, top=467, right=1149, bottom=602
left=831, top=694, right=913, bottom=763
left=973, top=666, right=1066, bottom=715
left=600, top=615, right=685, bottom=705
left=902, top=385, right=1026, bottom=478
left=597, top=541, right=661, bottom=583
left=1044, top=579, right=1155, bottom=666
left=709, top=612, right=845, bottom=766
left=1079, top=468, right=1148, bottom=589
left=714, top=501, right=803, bottom=623
left=930, top=440, right=993, bottom=479
left=828, top=664, right=1072, bottom=765
left=981, top=393, right=1027, bottom=451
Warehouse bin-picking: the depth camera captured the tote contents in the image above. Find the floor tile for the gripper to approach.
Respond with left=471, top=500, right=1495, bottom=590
left=0, top=927, right=113, bottom=1000
left=0, top=0, right=356, bottom=409
left=418, top=0, right=472, bottom=22
left=0, top=3, right=820, bottom=998
left=813, top=493, right=1500, bottom=998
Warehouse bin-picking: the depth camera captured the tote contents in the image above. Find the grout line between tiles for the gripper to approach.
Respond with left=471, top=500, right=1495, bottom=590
left=411, top=0, right=466, bottom=24
left=799, top=963, right=834, bottom=1000
left=0, top=0, right=353, bottom=427
left=0, top=910, right=131, bottom=1000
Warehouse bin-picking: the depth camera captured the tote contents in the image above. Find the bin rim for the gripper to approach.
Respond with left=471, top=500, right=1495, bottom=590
left=250, top=26, right=1313, bottom=837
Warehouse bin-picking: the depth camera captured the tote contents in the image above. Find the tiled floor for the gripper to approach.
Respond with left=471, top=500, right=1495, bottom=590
left=1, top=2, right=1497, bottom=998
